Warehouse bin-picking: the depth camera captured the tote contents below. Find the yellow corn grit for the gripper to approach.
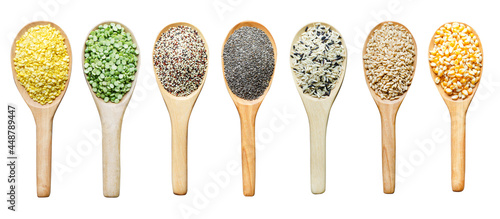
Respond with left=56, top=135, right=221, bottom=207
left=14, top=24, right=70, bottom=105
left=429, top=22, right=482, bottom=100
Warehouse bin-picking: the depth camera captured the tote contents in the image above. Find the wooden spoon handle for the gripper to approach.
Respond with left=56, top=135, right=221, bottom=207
left=309, top=116, right=328, bottom=194
left=171, top=118, right=189, bottom=195
left=239, top=108, right=257, bottom=196
left=450, top=110, right=466, bottom=192
left=380, top=111, right=396, bottom=194
left=101, top=119, right=122, bottom=197
left=35, top=116, right=53, bottom=197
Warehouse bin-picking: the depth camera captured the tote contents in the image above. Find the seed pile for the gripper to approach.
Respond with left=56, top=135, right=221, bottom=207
left=153, top=26, right=208, bottom=97
left=429, top=23, right=482, bottom=100
left=14, top=24, right=70, bottom=105
left=84, top=23, right=139, bottom=103
left=223, top=26, right=275, bottom=100
left=291, top=23, right=345, bottom=98
left=363, top=22, right=416, bottom=100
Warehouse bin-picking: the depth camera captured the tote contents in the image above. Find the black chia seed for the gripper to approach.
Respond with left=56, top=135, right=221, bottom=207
left=223, top=26, right=275, bottom=100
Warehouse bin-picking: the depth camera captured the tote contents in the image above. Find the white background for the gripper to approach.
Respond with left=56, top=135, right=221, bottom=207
left=1, top=0, right=499, bottom=218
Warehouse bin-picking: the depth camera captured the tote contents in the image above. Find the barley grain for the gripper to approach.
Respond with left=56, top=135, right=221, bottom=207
left=363, top=22, right=416, bottom=100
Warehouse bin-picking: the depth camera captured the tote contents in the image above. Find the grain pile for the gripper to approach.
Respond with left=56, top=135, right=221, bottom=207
left=14, top=24, right=70, bottom=105
left=429, top=22, right=482, bottom=100
left=363, top=22, right=416, bottom=100
left=291, top=23, right=346, bottom=98
left=223, top=26, right=275, bottom=101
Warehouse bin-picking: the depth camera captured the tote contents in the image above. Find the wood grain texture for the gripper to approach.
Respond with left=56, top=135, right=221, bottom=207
left=428, top=22, right=483, bottom=192
left=35, top=110, right=54, bottom=197
left=451, top=106, right=466, bottom=191
left=222, top=21, right=277, bottom=196
left=152, top=22, right=209, bottom=195
left=363, top=21, right=417, bottom=194
left=11, top=21, right=72, bottom=197
left=82, top=21, right=140, bottom=197
left=378, top=103, right=398, bottom=194
left=238, top=104, right=258, bottom=196
left=289, top=22, right=348, bottom=194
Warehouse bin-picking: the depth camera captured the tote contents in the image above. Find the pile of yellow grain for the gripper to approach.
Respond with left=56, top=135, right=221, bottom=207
left=14, top=24, right=69, bottom=105
left=429, top=23, right=482, bottom=100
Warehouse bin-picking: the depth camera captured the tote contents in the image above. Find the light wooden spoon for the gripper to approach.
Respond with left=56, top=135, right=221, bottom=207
left=82, top=21, right=140, bottom=197
left=222, top=21, right=277, bottom=196
left=11, top=21, right=72, bottom=197
left=428, top=22, right=483, bottom=192
left=152, top=22, right=209, bottom=195
left=289, top=22, right=347, bottom=194
left=363, top=21, right=417, bottom=194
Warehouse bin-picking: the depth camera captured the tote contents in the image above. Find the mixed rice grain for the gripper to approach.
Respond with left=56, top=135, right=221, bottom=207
left=291, top=23, right=346, bottom=98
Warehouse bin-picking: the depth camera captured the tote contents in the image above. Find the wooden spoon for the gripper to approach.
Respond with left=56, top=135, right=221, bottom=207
left=11, top=21, right=72, bottom=197
left=363, top=21, right=417, bottom=194
left=82, top=21, right=140, bottom=197
left=289, top=22, right=347, bottom=194
left=222, top=21, right=277, bottom=196
left=428, top=22, right=483, bottom=192
left=152, top=22, right=209, bottom=195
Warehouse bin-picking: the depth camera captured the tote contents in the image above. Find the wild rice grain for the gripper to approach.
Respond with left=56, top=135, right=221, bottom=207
left=223, top=26, right=275, bottom=101
left=153, top=25, right=208, bottom=97
left=291, top=23, right=346, bottom=98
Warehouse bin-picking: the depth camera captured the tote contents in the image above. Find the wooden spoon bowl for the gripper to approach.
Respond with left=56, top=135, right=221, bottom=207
left=289, top=22, right=347, bottom=194
left=152, top=22, right=209, bottom=195
left=362, top=21, right=417, bottom=194
left=428, top=22, right=483, bottom=192
left=222, top=21, right=277, bottom=196
left=82, top=21, right=140, bottom=197
left=11, top=21, right=72, bottom=197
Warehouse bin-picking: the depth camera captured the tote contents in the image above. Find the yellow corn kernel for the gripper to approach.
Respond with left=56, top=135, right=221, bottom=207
left=434, top=77, right=440, bottom=84
left=438, top=70, right=444, bottom=77
left=430, top=23, right=482, bottom=100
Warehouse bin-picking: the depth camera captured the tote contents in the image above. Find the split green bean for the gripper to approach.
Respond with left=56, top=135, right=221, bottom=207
left=84, top=23, right=139, bottom=103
